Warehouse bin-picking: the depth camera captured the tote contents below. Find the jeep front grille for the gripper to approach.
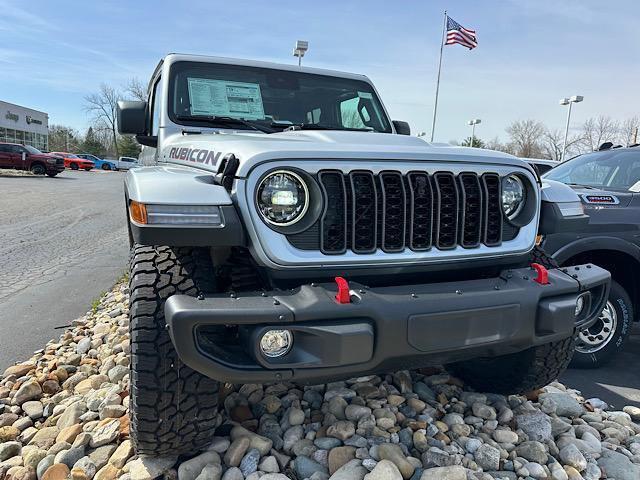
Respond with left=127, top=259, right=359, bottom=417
left=312, top=170, right=504, bottom=254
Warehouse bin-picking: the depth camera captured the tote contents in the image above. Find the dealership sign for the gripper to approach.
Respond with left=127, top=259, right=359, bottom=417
left=5, top=111, right=18, bottom=122
left=26, top=115, right=42, bottom=125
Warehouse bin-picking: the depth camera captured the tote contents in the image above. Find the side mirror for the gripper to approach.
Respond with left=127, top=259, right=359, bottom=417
left=392, top=120, right=411, bottom=136
left=117, top=101, right=147, bottom=135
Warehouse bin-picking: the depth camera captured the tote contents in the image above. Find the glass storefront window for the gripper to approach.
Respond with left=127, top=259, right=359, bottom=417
left=0, top=128, right=47, bottom=148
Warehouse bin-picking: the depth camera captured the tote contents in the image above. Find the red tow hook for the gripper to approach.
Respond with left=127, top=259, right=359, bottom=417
left=334, top=276, right=351, bottom=304
left=531, top=263, right=549, bottom=285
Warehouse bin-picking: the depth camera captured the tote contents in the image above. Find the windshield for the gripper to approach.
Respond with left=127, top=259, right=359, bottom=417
left=24, top=145, right=42, bottom=154
left=544, top=150, right=640, bottom=191
left=168, top=61, right=392, bottom=133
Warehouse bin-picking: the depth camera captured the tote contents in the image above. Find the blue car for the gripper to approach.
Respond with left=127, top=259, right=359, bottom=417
left=77, top=154, right=117, bottom=170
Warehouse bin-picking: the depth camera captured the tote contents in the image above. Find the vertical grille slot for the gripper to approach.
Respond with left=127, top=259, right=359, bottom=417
left=301, top=169, right=514, bottom=254
left=407, top=172, right=433, bottom=250
left=380, top=172, right=406, bottom=252
left=482, top=173, right=503, bottom=246
left=350, top=171, right=377, bottom=253
left=318, top=171, right=347, bottom=254
left=433, top=172, right=459, bottom=249
left=458, top=173, right=483, bottom=248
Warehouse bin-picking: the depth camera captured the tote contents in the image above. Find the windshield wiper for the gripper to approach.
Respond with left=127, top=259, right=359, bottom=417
left=175, top=114, right=275, bottom=133
left=566, top=183, right=597, bottom=189
left=282, top=123, right=373, bottom=132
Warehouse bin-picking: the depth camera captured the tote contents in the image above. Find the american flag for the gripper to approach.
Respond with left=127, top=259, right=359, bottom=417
left=445, top=16, right=477, bottom=50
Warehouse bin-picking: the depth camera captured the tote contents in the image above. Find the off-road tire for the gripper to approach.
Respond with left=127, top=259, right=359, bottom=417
left=70, top=163, right=79, bottom=170
left=102, top=163, right=111, bottom=170
left=447, top=336, right=576, bottom=394
left=530, top=245, right=559, bottom=269
left=447, top=245, right=574, bottom=394
left=570, top=280, right=633, bottom=369
left=129, top=245, right=221, bottom=455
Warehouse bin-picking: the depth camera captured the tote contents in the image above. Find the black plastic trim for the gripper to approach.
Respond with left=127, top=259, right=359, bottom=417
left=130, top=205, right=245, bottom=247
left=164, top=264, right=610, bottom=384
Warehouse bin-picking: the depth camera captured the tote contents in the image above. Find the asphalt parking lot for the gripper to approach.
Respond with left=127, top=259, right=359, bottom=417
left=0, top=169, right=129, bottom=370
left=0, top=168, right=638, bottom=408
left=561, top=325, right=640, bottom=408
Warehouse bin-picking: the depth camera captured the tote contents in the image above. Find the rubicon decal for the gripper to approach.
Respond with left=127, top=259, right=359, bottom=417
left=168, top=147, right=221, bottom=165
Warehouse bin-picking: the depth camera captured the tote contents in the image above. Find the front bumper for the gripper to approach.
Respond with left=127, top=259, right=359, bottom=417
left=47, top=165, right=65, bottom=174
left=165, top=264, right=609, bottom=384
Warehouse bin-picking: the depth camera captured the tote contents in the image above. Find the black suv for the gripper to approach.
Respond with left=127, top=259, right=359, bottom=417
left=543, top=145, right=640, bottom=367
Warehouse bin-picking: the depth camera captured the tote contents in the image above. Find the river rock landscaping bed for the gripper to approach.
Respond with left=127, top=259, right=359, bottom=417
left=1, top=282, right=640, bottom=480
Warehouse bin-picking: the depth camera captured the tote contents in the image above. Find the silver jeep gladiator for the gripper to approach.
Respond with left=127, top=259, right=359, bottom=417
left=117, top=53, right=610, bottom=455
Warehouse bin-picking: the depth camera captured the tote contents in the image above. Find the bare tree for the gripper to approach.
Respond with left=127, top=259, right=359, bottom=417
left=581, top=115, right=619, bottom=151
left=93, top=124, right=117, bottom=157
left=505, top=120, right=545, bottom=158
left=48, top=125, right=82, bottom=152
left=542, top=128, right=583, bottom=161
left=619, top=116, right=640, bottom=146
left=84, top=84, right=122, bottom=157
left=485, top=137, right=515, bottom=155
left=125, top=77, right=147, bottom=101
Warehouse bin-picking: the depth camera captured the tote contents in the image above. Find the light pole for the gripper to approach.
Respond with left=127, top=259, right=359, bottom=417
left=293, top=40, right=309, bottom=67
left=467, top=119, right=481, bottom=146
left=560, top=95, right=583, bottom=161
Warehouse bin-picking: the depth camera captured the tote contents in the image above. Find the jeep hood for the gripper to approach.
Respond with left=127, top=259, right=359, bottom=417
left=160, top=129, right=527, bottom=177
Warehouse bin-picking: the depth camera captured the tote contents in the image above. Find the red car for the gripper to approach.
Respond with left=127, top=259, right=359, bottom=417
left=0, top=142, right=65, bottom=177
left=50, top=152, right=95, bottom=171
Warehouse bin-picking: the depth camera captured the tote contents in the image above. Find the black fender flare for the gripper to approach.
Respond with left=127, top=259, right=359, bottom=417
left=552, top=236, right=640, bottom=265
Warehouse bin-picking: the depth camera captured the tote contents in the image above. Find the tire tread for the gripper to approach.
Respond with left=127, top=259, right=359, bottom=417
left=129, top=244, right=220, bottom=456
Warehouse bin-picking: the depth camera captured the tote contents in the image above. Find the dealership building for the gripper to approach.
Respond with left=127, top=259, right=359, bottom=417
left=0, top=100, right=49, bottom=151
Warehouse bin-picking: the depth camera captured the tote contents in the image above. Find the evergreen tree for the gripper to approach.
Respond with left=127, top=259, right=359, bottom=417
left=81, top=127, right=106, bottom=156
left=117, top=135, right=142, bottom=158
left=461, top=136, right=485, bottom=148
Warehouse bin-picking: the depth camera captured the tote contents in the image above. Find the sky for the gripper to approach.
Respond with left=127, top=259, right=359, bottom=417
left=1, top=0, right=638, bottom=143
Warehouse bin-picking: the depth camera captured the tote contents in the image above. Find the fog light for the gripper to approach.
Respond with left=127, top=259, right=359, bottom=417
left=575, top=294, right=586, bottom=317
left=260, top=330, right=293, bottom=358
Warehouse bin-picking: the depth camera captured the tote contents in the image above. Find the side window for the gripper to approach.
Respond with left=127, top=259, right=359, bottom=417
left=0, top=145, right=9, bottom=153
left=566, top=162, right=612, bottom=185
left=340, top=97, right=367, bottom=129
left=306, top=108, right=321, bottom=124
left=9, top=145, right=24, bottom=154
left=150, top=77, right=162, bottom=136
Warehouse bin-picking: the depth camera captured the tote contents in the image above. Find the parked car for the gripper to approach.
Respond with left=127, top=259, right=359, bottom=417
left=525, top=158, right=559, bottom=175
left=116, top=156, right=139, bottom=170
left=0, top=142, right=65, bottom=177
left=115, top=53, right=609, bottom=455
left=77, top=153, right=117, bottom=171
left=542, top=145, right=640, bottom=368
left=50, top=152, right=95, bottom=171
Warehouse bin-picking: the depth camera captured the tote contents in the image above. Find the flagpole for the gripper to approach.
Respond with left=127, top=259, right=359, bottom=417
left=430, top=10, right=447, bottom=142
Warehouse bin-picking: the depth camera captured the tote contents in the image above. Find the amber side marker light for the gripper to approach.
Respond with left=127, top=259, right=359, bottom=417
left=129, top=201, right=148, bottom=224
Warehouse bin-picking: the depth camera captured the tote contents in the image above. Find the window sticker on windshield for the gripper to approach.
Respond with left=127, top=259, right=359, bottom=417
left=187, top=78, right=265, bottom=119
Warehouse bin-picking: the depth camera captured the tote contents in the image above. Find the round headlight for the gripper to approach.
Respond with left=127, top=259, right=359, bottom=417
left=257, top=170, right=309, bottom=226
left=502, top=175, right=525, bottom=219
